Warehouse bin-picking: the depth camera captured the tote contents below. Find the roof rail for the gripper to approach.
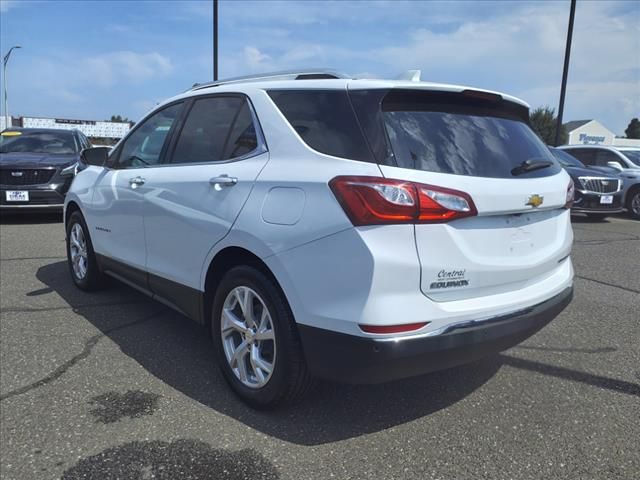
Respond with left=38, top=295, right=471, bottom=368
left=190, top=69, right=350, bottom=91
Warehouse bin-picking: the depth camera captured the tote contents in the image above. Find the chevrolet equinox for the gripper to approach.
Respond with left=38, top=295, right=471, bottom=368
left=64, top=70, right=574, bottom=408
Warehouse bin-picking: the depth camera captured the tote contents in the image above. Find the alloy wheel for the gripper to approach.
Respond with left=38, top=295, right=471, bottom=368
left=69, top=223, right=88, bottom=280
left=220, top=286, right=276, bottom=389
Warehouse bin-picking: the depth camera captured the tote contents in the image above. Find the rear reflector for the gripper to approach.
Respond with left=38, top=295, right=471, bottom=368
left=329, top=176, right=477, bottom=226
left=359, top=322, right=429, bottom=334
left=564, top=178, right=575, bottom=209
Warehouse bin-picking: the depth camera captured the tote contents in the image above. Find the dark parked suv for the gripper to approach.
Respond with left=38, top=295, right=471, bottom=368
left=549, top=147, right=623, bottom=220
left=0, top=128, right=89, bottom=212
left=559, top=145, right=640, bottom=219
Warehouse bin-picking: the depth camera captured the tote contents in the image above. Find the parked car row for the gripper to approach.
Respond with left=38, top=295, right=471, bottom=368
left=2, top=127, right=639, bottom=220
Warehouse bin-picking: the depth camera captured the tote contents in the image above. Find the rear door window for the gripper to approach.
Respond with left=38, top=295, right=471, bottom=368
left=378, top=90, right=560, bottom=178
left=222, top=101, right=259, bottom=159
left=170, top=96, right=259, bottom=164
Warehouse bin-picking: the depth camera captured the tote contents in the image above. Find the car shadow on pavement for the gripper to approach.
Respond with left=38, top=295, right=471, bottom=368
left=36, top=260, right=502, bottom=445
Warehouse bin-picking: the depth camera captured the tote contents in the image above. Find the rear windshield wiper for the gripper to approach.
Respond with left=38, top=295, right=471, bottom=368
left=511, top=158, right=554, bottom=176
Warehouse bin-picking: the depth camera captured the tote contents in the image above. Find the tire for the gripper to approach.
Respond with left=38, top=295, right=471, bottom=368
left=586, top=213, right=608, bottom=221
left=626, top=188, right=640, bottom=220
left=211, top=265, right=313, bottom=409
left=66, top=211, right=105, bottom=291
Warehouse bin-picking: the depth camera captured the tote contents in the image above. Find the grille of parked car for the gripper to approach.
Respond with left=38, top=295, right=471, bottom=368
left=578, top=177, right=621, bottom=194
left=0, top=169, right=56, bottom=186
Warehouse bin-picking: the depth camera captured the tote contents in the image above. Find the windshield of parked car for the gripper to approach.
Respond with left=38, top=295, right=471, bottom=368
left=622, top=150, right=640, bottom=166
left=0, top=131, right=78, bottom=154
left=550, top=148, right=585, bottom=168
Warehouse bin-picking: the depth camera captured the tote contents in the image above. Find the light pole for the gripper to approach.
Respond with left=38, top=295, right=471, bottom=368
left=3, top=45, right=22, bottom=129
left=213, top=0, right=218, bottom=81
left=555, top=0, right=576, bottom=146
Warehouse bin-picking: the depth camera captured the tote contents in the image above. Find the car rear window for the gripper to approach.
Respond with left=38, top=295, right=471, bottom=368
left=0, top=130, right=78, bottom=155
left=378, top=90, right=561, bottom=178
left=268, top=90, right=371, bottom=162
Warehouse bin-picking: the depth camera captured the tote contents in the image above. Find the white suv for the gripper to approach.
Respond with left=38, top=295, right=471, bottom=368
left=64, top=70, right=574, bottom=408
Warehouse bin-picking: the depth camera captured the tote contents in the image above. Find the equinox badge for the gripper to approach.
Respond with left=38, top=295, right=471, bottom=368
left=526, top=194, right=544, bottom=208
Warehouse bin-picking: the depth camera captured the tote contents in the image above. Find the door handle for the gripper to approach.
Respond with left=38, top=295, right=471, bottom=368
left=129, top=176, right=145, bottom=188
left=209, top=175, right=238, bottom=189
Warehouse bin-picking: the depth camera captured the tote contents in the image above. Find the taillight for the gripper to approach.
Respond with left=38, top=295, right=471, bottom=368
left=329, top=176, right=477, bottom=226
left=359, top=322, right=429, bottom=334
left=564, top=178, right=575, bottom=209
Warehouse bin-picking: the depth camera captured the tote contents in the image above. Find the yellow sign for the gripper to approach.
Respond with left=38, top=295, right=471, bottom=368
left=526, top=194, right=544, bottom=208
left=1, top=131, right=21, bottom=136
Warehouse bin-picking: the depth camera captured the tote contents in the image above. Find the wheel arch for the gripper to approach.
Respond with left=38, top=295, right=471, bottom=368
left=625, top=183, right=640, bottom=201
left=202, top=246, right=293, bottom=331
left=625, top=183, right=640, bottom=215
left=64, top=200, right=82, bottom=228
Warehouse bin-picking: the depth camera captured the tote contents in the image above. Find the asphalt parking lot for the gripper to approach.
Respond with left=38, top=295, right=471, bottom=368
left=0, top=213, right=638, bottom=480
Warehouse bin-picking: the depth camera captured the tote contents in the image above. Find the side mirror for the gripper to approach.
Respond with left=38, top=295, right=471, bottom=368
left=81, top=146, right=110, bottom=166
left=607, top=161, right=623, bottom=171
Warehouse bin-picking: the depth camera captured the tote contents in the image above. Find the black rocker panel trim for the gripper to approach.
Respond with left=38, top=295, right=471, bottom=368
left=96, top=254, right=205, bottom=325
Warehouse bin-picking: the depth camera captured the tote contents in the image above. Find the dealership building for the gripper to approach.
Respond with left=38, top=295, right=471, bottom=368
left=0, top=116, right=131, bottom=142
left=564, top=119, right=640, bottom=147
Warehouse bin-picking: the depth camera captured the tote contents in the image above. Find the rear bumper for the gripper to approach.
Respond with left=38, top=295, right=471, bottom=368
left=298, top=286, right=573, bottom=384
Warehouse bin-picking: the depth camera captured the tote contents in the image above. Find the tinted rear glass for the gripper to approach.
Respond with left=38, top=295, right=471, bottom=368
left=0, top=130, right=78, bottom=154
left=222, top=101, right=258, bottom=159
left=268, top=90, right=371, bottom=161
left=380, top=90, right=560, bottom=178
left=171, top=97, right=245, bottom=164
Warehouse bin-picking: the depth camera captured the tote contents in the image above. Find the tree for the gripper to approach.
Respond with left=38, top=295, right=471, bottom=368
left=529, top=106, right=567, bottom=146
left=108, top=115, right=130, bottom=123
left=625, top=118, right=640, bottom=139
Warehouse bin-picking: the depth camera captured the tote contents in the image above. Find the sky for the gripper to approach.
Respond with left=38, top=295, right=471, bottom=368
left=0, top=0, right=638, bottom=134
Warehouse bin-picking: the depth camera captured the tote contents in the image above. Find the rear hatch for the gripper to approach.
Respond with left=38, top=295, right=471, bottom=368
left=350, top=87, right=573, bottom=302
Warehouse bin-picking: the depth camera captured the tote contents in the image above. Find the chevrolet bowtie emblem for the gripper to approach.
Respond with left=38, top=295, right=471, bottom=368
left=526, top=194, right=544, bottom=208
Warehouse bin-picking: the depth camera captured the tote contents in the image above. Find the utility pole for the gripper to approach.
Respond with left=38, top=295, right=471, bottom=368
left=3, top=45, right=22, bottom=129
left=213, top=0, right=219, bottom=81
left=555, top=0, right=576, bottom=146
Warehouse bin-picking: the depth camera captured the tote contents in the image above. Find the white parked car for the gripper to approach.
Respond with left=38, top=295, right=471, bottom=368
left=64, top=70, right=574, bottom=408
